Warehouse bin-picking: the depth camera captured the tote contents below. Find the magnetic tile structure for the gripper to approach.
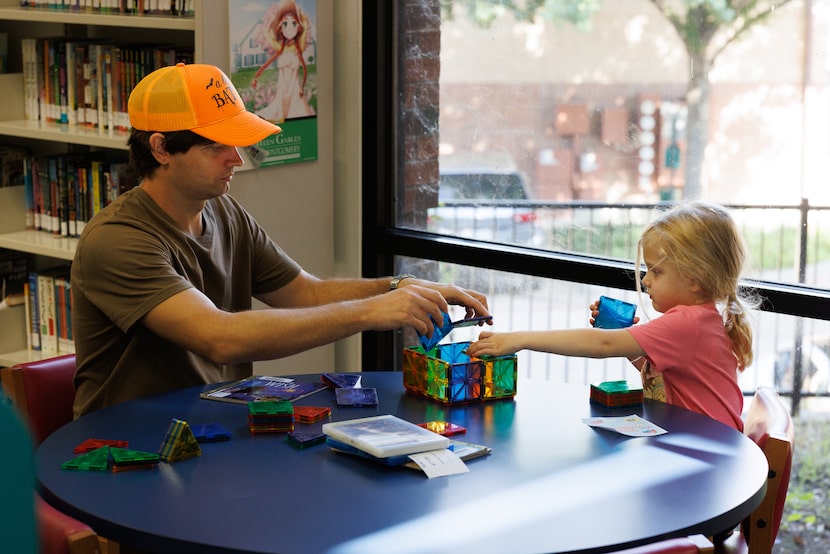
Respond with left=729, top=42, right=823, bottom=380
left=403, top=341, right=517, bottom=405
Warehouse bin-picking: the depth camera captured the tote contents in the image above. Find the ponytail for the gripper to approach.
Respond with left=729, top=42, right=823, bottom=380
left=723, top=291, right=758, bottom=372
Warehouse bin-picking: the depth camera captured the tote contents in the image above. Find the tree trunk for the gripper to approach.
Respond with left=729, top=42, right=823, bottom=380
left=682, top=51, right=711, bottom=200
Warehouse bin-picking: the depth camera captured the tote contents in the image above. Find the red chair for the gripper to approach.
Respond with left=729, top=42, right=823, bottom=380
left=1, top=353, right=77, bottom=445
left=35, top=496, right=100, bottom=554
left=613, top=534, right=714, bottom=553
left=718, top=386, right=795, bottom=554
left=1, top=354, right=106, bottom=554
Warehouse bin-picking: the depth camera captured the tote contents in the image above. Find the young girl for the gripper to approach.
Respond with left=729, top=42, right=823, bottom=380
left=466, top=201, right=758, bottom=430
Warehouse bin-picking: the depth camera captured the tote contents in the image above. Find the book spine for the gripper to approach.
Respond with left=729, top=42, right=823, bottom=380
left=66, top=157, right=78, bottom=237
left=55, top=274, right=73, bottom=353
left=37, top=272, right=57, bottom=354
left=65, top=40, right=77, bottom=125
left=21, top=38, right=39, bottom=121
left=24, top=156, right=35, bottom=229
left=65, top=275, right=74, bottom=352
left=28, top=272, right=41, bottom=351
left=47, top=156, right=58, bottom=234
left=76, top=162, right=88, bottom=235
left=32, top=157, right=43, bottom=231
left=57, top=155, right=69, bottom=237
left=57, top=39, right=69, bottom=124
left=90, top=159, right=103, bottom=216
left=74, top=42, right=87, bottom=127
left=23, top=282, right=32, bottom=351
left=87, top=43, right=100, bottom=129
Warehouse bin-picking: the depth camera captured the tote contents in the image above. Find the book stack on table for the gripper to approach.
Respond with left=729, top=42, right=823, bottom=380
left=590, top=380, right=644, bottom=408
left=322, top=414, right=450, bottom=463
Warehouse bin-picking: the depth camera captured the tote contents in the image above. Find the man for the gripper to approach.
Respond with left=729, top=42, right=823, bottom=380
left=71, top=63, right=489, bottom=417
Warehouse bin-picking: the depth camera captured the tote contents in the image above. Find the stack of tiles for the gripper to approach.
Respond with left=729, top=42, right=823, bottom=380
left=248, top=400, right=294, bottom=433
left=589, top=380, right=644, bottom=408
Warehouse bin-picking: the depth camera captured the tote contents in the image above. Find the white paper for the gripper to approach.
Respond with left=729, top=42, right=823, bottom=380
left=582, top=414, right=667, bottom=437
left=408, top=449, right=470, bottom=478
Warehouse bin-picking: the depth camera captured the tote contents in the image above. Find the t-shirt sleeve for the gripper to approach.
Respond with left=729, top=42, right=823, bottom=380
left=73, top=222, right=193, bottom=333
left=627, top=308, right=700, bottom=373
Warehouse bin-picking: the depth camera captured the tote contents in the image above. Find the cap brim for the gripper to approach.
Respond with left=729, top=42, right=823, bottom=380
left=191, top=111, right=282, bottom=147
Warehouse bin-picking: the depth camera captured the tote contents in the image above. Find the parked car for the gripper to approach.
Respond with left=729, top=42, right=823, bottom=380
left=774, top=335, right=830, bottom=394
left=427, top=153, right=546, bottom=248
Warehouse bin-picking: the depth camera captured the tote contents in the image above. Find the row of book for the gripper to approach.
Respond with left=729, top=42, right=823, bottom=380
left=21, top=36, right=194, bottom=130
left=25, top=265, right=74, bottom=354
left=20, top=1, right=194, bottom=16
left=19, top=150, right=139, bottom=237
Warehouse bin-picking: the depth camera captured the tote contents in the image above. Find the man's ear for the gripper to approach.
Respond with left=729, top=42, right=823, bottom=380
left=148, top=133, right=168, bottom=160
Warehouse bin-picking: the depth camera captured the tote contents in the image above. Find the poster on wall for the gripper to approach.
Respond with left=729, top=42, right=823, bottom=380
left=228, top=0, right=318, bottom=167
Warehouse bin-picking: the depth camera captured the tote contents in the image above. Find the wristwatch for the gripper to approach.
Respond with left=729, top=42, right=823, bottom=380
left=389, top=273, right=416, bottom=290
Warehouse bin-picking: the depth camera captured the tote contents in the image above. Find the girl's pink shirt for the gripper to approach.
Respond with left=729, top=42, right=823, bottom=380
left=627, top=302, right=744, bottom=431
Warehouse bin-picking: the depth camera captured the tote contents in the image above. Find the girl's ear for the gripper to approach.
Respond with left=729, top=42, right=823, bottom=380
left=687, top=279, right=708, bottom=299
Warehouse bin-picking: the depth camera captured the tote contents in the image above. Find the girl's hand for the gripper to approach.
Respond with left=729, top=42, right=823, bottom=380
left=589, top=299, right=601, bottom=326
left=589, top=298, right=640, bottom=326
left=467, top=331, right=519, bottom=358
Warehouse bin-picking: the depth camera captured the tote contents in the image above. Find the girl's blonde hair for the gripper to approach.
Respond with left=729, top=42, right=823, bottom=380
left=635, top=201, right=759, bottom=371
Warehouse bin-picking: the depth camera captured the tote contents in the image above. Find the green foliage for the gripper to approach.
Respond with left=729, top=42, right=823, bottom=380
left=779, top=415, right=830, bottom=538
left=440, top=0, right=599, bottom=29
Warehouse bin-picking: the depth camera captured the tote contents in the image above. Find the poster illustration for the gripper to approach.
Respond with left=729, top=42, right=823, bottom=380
left=229, top=0, right=318, bottom=167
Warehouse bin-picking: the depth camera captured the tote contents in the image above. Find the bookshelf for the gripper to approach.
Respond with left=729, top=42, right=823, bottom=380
left=0, top=0, right=207, bottom=365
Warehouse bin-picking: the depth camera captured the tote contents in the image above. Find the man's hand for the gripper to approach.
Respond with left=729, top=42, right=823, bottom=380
left=394, top=278, right=490, bottom=322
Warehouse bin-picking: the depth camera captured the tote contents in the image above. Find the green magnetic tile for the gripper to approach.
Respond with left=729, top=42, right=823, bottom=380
left=61, top=445, right=110, bottom=471
left=247, top=400, right=293, bottom=415
left=110, top=447, right=160, bottom=464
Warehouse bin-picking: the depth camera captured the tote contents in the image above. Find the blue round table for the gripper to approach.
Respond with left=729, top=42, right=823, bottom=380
left=36, top=372, right=768, bottom=554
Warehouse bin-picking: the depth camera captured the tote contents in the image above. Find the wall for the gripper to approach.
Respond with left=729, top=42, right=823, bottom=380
left=198, top=1, right=363, bottom=375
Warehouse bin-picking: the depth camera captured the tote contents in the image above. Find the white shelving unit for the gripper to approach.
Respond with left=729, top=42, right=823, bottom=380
left=0, top=1, right=206, bottom=365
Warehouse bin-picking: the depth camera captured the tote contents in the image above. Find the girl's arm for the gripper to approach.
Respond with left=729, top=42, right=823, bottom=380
left=466, top=328, right=645, bottom=360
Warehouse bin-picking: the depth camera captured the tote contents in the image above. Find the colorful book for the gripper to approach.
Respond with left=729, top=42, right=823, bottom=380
left=200, top=375, right=328, bottom=405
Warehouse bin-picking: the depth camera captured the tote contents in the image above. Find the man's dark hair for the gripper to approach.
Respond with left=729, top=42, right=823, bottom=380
left=127, top=129, right=214, bottom=178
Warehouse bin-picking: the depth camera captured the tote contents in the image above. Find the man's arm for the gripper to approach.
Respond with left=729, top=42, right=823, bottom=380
left=255, top=270, right=489, bottom=317
left=142, top=272, right=489, bottom=365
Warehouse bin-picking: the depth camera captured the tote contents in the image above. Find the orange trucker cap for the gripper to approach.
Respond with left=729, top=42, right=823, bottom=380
left=128, top=63, right=281, bottom=147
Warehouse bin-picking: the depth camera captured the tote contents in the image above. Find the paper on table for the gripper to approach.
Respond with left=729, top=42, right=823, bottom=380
left=582, top=414, right=667, bottom=437
left=408, top=448, right=470, bottom=478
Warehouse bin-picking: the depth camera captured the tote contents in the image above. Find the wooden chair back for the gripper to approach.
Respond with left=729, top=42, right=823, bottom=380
left=740, top=386, right=795, bottom=553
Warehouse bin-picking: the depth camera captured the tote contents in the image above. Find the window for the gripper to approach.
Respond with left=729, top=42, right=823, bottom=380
left=363, top=1, right=830, bottom=410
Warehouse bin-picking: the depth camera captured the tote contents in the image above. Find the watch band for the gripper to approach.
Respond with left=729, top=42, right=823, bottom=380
left=389, top=273, right=416, bottom=290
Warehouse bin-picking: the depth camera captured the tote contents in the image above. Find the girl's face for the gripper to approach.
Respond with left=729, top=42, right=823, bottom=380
left=279, top=14, right=299, bottom=40
left=641, top=242, right=702, bottom=313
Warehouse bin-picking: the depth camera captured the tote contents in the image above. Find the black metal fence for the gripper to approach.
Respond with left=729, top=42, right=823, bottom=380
left=426, top=199, right=830, bottom=412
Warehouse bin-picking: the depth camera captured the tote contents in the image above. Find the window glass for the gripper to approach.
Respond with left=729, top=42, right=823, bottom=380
left=397, top=0, right=830, bottom=289
left=391, top=1, right=830, bottom=398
